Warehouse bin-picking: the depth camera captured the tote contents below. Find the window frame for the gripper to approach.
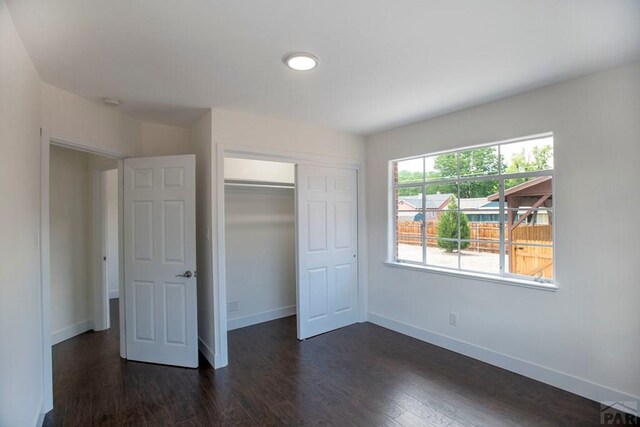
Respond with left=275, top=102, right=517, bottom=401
left=389, top=133, right=556, bottom=288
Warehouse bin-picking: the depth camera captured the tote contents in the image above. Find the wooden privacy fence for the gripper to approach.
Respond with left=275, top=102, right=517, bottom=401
left=397, top=221, right=502, bottom=252
left=510, top=240, right=553, bottom=279
left=511, top=224, right=552, bottom=241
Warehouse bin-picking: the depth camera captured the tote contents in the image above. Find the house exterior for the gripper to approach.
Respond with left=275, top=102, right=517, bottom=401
left=459, top=198, right=500, bottom=222
left=398, top=194, right=503, bottom=223
left=397, top=193, right=453, bottom=221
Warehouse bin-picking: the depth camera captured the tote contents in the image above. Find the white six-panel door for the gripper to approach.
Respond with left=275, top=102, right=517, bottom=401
left=296, top=165, right=358, bottom=340
left=124, top=155, right=198, bottom=367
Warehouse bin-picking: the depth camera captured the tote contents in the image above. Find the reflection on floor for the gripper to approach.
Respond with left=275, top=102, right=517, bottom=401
left=44, top=299, right=610, bottom=426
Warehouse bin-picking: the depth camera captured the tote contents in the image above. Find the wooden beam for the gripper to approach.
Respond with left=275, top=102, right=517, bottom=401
left=509, top=194, right=551, bottom=232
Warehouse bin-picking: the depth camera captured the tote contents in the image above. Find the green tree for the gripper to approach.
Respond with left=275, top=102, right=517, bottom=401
left=436, top=197, right=470, bottom=252
left=431, top=148, right=504, bottom=197
left=396, top=170, right=423, bottom=196
left=505, top=145, right=553, bottom=187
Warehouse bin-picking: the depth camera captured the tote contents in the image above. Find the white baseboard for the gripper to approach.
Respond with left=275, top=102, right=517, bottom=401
left=198, top=337, right=215, bottom=368
left=109, top=289, right=119, bottom=299
left=227, top=305, right=296, bottom=331
left=367, top=312, right=639, bottom=412
left=51, top=319, right=94, bottom=345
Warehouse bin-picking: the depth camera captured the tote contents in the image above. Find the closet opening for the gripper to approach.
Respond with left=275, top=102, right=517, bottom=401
left=224, top=157, right=297, bottom=340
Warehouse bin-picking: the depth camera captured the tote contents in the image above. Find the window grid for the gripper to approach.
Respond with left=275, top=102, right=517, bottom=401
left=392, top=136, right=554, bottom=283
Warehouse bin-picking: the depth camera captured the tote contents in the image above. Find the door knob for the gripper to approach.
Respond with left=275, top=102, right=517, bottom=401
left=176, top=271, right=192, bottom=278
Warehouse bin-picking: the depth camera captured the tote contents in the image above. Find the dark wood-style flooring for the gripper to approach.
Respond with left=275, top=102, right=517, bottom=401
left=44, top=299, right=613, bottom=426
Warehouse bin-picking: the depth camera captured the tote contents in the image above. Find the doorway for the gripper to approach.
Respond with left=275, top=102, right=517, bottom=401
left=49, top=145, right=119, bottom=344
left=41, top=137, right=200, bottom=412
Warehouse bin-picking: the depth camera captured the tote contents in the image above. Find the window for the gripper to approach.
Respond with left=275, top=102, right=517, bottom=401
left=392, top=134, right=554, bottom=283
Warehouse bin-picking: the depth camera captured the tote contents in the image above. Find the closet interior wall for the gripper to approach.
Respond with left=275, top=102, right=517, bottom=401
left=224, top=177, right=296, bottom=331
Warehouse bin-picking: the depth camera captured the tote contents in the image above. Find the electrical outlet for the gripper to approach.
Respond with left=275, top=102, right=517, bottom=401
left=449, top=312, right=458, bottom=327
left=228, top=301, right=238, bottom=312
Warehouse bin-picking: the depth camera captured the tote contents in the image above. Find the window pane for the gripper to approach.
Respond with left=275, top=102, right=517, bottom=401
left=396, top=186, right=423, bottom=217
left=504, top=175, right=553, bottom=245
left=427, top=152, right=458, bottom=180
left=501, top=137, right=554, bottom=174
left=395, top=158, right=424, bottom=184
left=459, top=146, right=500, bottom=178
left=504, top=174, right=552, bottom=192
left=464, top=215, right=501, bottom=248
left=458, top=178, right=499, bottom=201
left=426, top=239, right=459, bottom=269
left=507, top=208, right=553, bottom=244
left=506, top=243, right=553, bottom=280
left=396, top=234, right=424, bottom=263
left=430, top=209, right=462, bottom=241
left=425, top=184, right=457, bottom=210
left=460, top=242, right=500, bottom=275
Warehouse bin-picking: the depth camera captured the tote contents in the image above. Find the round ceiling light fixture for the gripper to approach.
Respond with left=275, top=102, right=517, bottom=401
left=283, top=52, right=319, bottom=71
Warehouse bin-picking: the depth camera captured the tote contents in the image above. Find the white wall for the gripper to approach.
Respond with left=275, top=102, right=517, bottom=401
left=41, top=83, right=140, bottom=157
left=138, top=121, right=191, bottom=157
left=365, top=62, right=640, bottom=403
left=212, top=109, right=365, bottom=160
left=225, top=186, right=296, bottom=330
left=0, top=1, right=44, bottom=425
left=49, top=146, right=94, bottom=341
left=42, top=83, right=192, bottom=158
left=224, top=158, right=294, bottom=183
left=106, top=169, right=119, bottom=299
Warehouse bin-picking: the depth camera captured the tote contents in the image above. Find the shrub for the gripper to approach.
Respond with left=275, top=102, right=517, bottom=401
left=436, top=197, right=470, bottom=252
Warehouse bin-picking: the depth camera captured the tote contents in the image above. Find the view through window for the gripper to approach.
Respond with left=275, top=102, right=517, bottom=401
left=392, top=135, right=554, bottom=283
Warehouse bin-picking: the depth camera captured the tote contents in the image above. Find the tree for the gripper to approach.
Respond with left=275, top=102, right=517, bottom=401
left=436, top=197, right=470, bottom=252
left=504, top=145, right=553, bottom=187
left=430, top=148, right=504, bottom=198
left=396, top=170, right=423, bottom=196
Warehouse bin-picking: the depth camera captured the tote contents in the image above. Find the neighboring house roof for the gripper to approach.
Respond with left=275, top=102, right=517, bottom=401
left=398, top=193, right=453, bottom=210
left=459, top=198, right=498, bottom=210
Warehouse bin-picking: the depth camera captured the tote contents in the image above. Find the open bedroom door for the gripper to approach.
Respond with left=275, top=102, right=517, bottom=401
left=296, top=165, right=359, bottom=340
left=123, top=155, right=198, bottom=367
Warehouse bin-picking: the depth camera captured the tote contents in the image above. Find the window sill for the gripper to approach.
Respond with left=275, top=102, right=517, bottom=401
left=383, top=261, right=558, bottom=292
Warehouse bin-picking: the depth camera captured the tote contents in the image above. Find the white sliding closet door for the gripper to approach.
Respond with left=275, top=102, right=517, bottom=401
left=296, top=165, right=358, bottom=340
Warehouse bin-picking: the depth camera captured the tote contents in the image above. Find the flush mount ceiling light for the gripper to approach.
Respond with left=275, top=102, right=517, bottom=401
left=283, top=52, right=319, bottom=71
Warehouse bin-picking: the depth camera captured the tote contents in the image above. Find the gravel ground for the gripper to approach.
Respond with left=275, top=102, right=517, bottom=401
left=398, top=243, right=509, bottom=274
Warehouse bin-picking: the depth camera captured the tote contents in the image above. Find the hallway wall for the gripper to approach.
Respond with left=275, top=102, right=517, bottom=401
left=49, top=146, right=94, bottom=343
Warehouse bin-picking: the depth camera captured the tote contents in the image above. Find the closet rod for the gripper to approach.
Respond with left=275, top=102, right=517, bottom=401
left=224, top=179, right=295, bottom=189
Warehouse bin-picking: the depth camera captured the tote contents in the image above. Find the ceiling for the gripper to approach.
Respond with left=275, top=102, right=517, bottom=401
left=7, top=0, right=640, bottom=133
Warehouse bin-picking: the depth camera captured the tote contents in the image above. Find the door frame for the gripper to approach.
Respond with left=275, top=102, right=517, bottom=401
left=40, top=132, right=126, bottom=412
left=214, top=143, right=367, bottom=368
left=93, top=165, right=120, bottom=331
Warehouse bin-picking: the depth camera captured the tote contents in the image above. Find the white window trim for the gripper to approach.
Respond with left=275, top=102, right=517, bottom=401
left=389, top=133, right=556, bottom=289
left=383, top=261, right=559, bottom=291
